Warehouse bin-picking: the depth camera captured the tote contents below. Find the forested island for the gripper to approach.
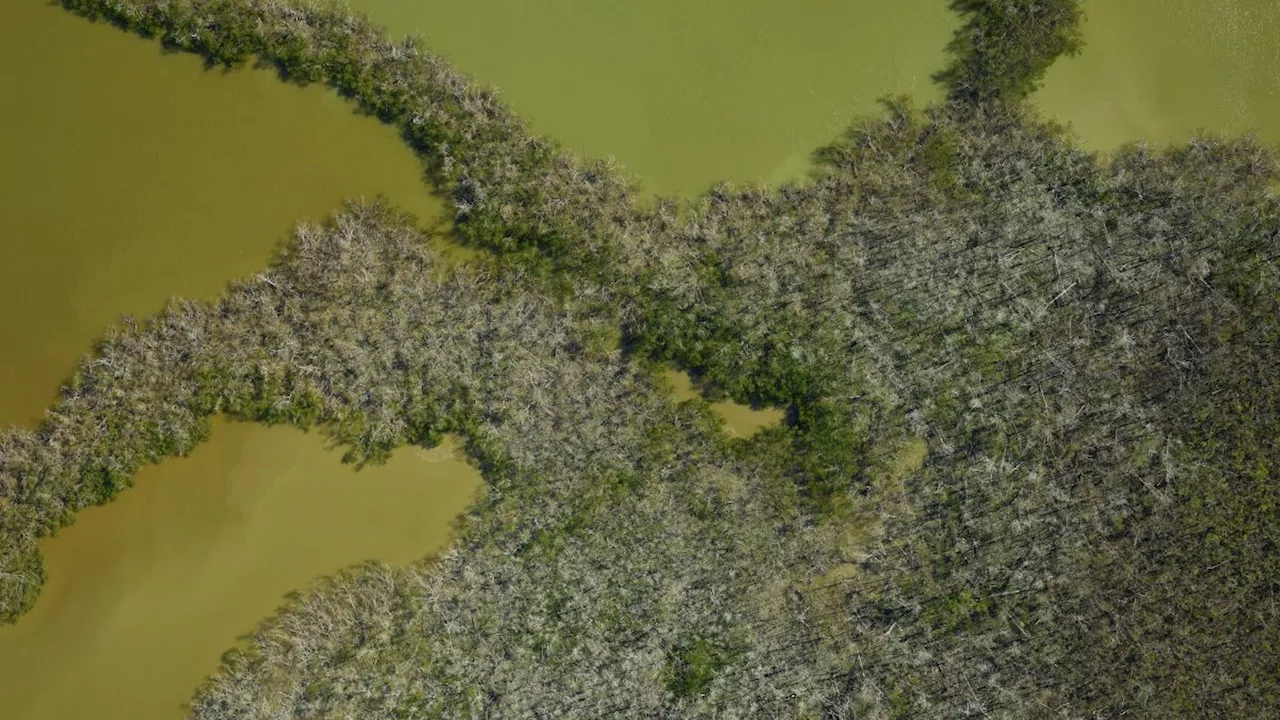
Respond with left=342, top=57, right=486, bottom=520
left=1, top=0, right=1277, bottom=717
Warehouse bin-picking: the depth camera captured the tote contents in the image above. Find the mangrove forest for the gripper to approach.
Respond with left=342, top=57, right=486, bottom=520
left=1, top=0, right=1277, bottom=717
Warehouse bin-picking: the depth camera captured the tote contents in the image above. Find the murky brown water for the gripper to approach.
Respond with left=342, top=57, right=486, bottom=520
left=0, top=419, right=481, bottom=720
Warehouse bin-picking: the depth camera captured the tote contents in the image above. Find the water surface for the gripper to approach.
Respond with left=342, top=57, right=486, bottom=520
left=347, top=0, right=955, bottom=195
left=0, top=1, right=441, bottom=427
left=1036, top=0, right=1280, bottom=150
left=0, top=419, right=481, bottom=720
left=664, top=368, right=784, bottom=437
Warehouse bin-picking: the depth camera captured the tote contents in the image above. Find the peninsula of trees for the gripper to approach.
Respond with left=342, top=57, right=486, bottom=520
left=1, top=0, right=1277, bottom=716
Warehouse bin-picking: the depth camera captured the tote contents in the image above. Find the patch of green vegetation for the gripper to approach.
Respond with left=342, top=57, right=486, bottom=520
left=664, top=634, right=746, bottom=699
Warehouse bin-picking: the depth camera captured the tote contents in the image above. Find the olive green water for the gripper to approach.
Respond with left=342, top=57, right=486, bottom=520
left=0, top=419, right=481, bottom=720
left=346, top=0, right=956, bottom=196
left=1037, top=0, right=1280, bottom=151
left=0, top=1, right=442, bottom=429
left=0, top=4, right=475, bottom=720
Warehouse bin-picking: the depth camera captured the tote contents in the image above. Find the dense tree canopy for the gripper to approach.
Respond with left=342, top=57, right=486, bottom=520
left=936, top=0, right=1085, bottom=103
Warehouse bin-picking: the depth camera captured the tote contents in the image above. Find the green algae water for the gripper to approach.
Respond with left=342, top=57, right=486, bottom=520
left=345, top=0, right=955, bottom=196
left=0, top=1, right=442, bottom=428
left=0, top=419, right=481, bottom=720
left=1036, top=0, right=1280, bottom=150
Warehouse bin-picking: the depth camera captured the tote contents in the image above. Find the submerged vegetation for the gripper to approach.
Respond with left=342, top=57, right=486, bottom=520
left=2, top=0, right=1278, bottom=716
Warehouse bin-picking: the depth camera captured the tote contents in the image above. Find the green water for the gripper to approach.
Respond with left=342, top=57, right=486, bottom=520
left=0, top=420, right=480, bottom=720
left=0, top=1, right=442, bottom=428
left=1036, top=0, right=1280, bottom=150
left=346, top=0, right=956, bottom=195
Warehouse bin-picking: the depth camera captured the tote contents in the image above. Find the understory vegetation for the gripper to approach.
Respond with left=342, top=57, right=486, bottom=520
left=1, top=0, right=1277, bottom=717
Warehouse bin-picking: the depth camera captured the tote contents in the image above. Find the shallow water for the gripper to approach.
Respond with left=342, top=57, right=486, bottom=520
left=664, top=368, right=784, bottom=437
left=0, top=7, right=480, bottom=717
left=0, top=419, right=481, bottom=720
left=1036, top=0, right=1280, bottom=151
left=347, top=0, right=955, bottom=196
left=0, top=1, right=442, bottom=428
